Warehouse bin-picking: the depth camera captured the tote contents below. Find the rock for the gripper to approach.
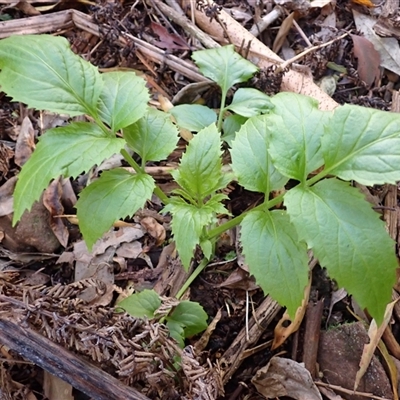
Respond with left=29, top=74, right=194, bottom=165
left=318, top=321, right=393, bottom=400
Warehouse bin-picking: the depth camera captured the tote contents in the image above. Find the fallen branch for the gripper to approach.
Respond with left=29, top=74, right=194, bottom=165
left=0, top=318, right=151, bottom=400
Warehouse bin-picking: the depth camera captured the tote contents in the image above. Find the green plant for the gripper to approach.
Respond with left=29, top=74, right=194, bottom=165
left=1, top=35, right=398, bottom=326
left=116, top=289, right=208, bottom=348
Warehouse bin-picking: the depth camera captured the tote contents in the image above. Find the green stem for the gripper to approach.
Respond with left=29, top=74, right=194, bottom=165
left=176, top=258, right=209, bottom=300
left=217, top=90, right=228, bottom=133
left=306, top=169, right=329, bottom=187
left=86, top=106, right=114, bottom=137
left=154, top=186, right=170, bottom=205
left=121, top=149, right=170, bottom=205
left=121, top=148, right=143, bottom=173
left=175, top=193, right=285, bottom=300
left=207, top=192, right=285, bottom=240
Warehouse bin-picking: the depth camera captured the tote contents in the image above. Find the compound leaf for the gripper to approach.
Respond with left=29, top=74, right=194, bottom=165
left=98, top=71, right=149, bottom=132
left=323, top=104, right=400, bottom=185
left=117, top=289, right=161, bottom=318
left=192, top=45, right=258, bottom=95
left=241, top=209, right=309, bottom=319
left=13, top=122, right=125, bottom=224
left=124, top=108, right=179, bottom=164
left=284, top=178, right=397, bottom=324
left=170, top=104, right=217, bottom=132
left=0, top=35, right=102, bottom=117
left=77, top=169, right=155, bottom=249
left=231, top=116, right=288, bottom=195
left=227, top=88, right=273, bottom=117
left=172, top=124, right=228, bottom=201
left=267, top=93, right=331, bottom=182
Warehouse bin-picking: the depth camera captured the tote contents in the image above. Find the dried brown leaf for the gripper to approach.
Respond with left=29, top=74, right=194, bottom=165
left=273, top=12, right=294, bottom=54
left=350, top=34, right=380, bottom=86
left=15, top=116, right=35, bottom=167
left=0, top=143, right=13, bottom=178
left=0, top=176, right=16, bottom=217
left=252, top=357, right=322, bottom=399
left=150, top=22, right=190, bottom=50
left=354, top=299, right=397, bottom=390
left=272, top=277, right=311, bottom=349
left=43, top=179, right=69, bottom=247
left=218, top=268, right=259, bottom=291
left=140, top=216, right=166, bottom=246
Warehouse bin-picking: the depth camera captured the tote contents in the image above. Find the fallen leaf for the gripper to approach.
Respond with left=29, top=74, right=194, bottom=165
left=15, top=116, right=35, bottom=167
left=353, top=9, right=400, bottom=76
left=195, top=308, right=222, bottom=353
left=350, top=34, right=380, bottom=86
left=252, top=357, right=322, bottom=399
left=43, top=372, right=73, bottom=400
left=0, top=176, right=16, bottom=217
left=272, top=277, right=311, bottom=349
left=15, top=199, right=60, bottom=253
left=18, top=269, right=50, bottom=285
left=273, top=12, right=294, bottom=54
left=150, top=22, right=190, bottom=50
left=140, top=216, right=166, bottom=246
left=15, top=1, right=41, bottom=16
left=43, top=179, right=69, bottom=247
left=60, top=178, right=77, bottom=210
left=218, top=268, right=259, bottom=291
left=93, top=226, right=145, bottom=255
left=0, top=142, right=13, bottom=178
left=116, top=241, right=142, bottom=258
left=355, top=299, right=398, bottom=390
left=326, top=287, right=347, bottom=325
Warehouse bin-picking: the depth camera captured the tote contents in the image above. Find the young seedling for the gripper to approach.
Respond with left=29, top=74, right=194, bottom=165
left=1, top=35, right=398, bottom=332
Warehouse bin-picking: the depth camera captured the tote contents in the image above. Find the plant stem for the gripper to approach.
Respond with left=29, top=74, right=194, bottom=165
left=153, top=186, right=170, bottom=205
left=121, top=148, right=143, bottom=173
left=207, top=192, right=285, bottom=239
left=217, top=90, right=228, bottom=133
left=306, top=169, right=328, bottom=187
left=121, top=148, right=170, bottom=205
left=176, top=258, right=209, bottom=300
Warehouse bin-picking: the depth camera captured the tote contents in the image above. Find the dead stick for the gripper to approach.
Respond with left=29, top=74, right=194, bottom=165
left=0, top=318, right=150, bottom=400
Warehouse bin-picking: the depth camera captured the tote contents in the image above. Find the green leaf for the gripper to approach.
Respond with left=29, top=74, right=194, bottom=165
left=191, top=45, right=258, bottom=95
left=118, top=289, right=161, bottom=318
left=227, top=88, right=273, bottom=117
left=169, top=104, right=217, bottom=132
left=200, top=239, right=213, bottom=260
left=163, top=200, right=218, bottom=269
left=0, top=35, right=102, bottom=117
left=167, top=300, right=208, bottom=337
left=267, top=93, right=331, bottom=182
left=231, top=116, right=288, bottom=195
left=222, top=114, right=247, bottom=146
left=323, top=104, right=400, bottom=185
left=98, top=71, right=149, bottom=132
left=77, top=169, right=155, bottom=249
left=13, top=122, right=125, bottom=224
left=172, top=124, right=228, bottom=201
left=284, top=179, right=397, bottom=324
left=241, top=210, right=309, bottom=319
left=124, top=108, right=179, bottom=164
left=166, top=319, right=185, bottom=348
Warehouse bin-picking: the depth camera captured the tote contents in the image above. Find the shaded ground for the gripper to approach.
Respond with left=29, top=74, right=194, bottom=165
left=1, top=0, right=400, bottom=399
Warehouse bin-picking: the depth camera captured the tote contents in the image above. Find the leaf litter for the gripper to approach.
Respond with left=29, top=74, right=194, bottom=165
left=0, top=0, right=400, bottom=399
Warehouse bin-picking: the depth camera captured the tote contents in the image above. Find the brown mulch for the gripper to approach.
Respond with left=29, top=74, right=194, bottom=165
left=1, top=0, right=400, bottom=399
